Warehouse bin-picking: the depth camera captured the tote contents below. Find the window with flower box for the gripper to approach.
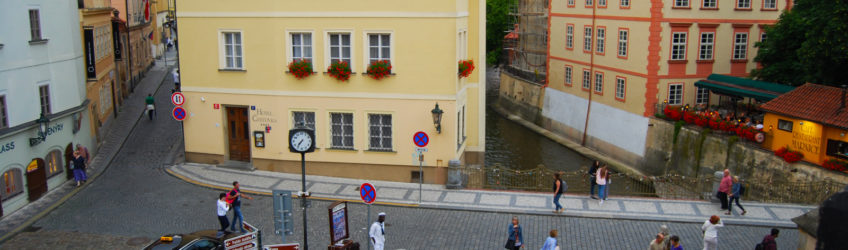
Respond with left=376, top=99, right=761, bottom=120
left=368, top=34, right=391, bottom=64
left=328, top=33, right=352, bottom=67
left=290, top=33, right=313, bottom=62
left=668, top=83, right=683, bottom=105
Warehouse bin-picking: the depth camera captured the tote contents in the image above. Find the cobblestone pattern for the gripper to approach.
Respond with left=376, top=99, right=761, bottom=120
left=0, top=230, right=149, bottom=250
left=0, top=54, right=174, bottom=241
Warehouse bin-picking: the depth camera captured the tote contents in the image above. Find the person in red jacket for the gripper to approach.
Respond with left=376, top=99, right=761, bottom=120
left=760, top=228, right=779, bottom=250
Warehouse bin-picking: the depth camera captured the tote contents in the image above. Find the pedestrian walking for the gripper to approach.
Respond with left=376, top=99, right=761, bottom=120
left=75, top=144, right=90, bottom=165
left=369, top=212, right=386, bottom=250
left=659, top=225, right=671, bottom=250
left=227, top=181, right=253, bottom=233
left=726, top=176, right=747, bottom=215
left=145, top=93, right=155, bottom=120
left=648, top=233, right=665, bottom=250
left=540, top=229, right=558, bottom=250
left=596, top=165, right=609, bottom=205
left=756, top=228, right=779, bottom=250
left=216, top=193, right=230, bottom=238
left=717, top=169, right=732, bottom=210
left=71, top=151, right=87, bottom=187
left=173, top=69, right=180, bottom=90
left=589, top=160, right=600, bottom=199
left=553, top=172, right=565, bottom=213
left=701, top=215, right=724, bottom=250
left=505, top=216, right=524, bottom=249
left=670, top=235, right=682, bottom=250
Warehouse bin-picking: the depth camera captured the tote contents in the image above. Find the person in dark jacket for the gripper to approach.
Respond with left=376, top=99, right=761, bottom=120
left=589, top=160, right=599, bottom=199
left=726, top=176, right=747, bottom=215
left=553, top=172, right=565, bottom=213
left=72, top=151, right=87, bottom=187
left=506, top=216, right=523, bottom=249
left=760, top=228, right=779, bottom=250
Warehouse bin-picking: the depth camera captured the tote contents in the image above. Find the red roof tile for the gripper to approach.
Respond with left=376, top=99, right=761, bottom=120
left=761, top=83, right=848, bottom=129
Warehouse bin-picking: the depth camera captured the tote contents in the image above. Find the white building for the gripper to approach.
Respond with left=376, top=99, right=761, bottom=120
left=0, top=0, right=94, bottom=217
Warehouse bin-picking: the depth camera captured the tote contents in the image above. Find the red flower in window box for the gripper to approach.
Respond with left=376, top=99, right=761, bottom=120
left=718, top=121, right=729, bottom=131
left=458, top=60, right=475, bottom=78
left=708, top=119, right=720, bottom=130
left=823, top=159, right=848, bottom=172
left=783, top=151, right=803, bottom=163
left=774, top=146, right=788, bottom=157
left=695, top=116, right=709, bottom=127
left=366, top=60, right=392, bottom=80
left=287, top=59, right=314, bottom=79
left=327, top=60, right=352, bottom=81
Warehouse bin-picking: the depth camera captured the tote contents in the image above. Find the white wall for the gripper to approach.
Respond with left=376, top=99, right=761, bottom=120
left=542, top=88, right=648, bottom=156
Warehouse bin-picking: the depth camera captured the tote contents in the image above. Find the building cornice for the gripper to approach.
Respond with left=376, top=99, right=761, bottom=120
left=181, top=86, right=459, bottom=101
left=0, top=100, right=90, bottom=139
left=177, top=11, right=469, bottom=19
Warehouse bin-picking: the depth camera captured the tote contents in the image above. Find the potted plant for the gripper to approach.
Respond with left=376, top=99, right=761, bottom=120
left=366, top=60, right=392, bottom=80
left=287, top=59, right=314, bottom=79
left=458, top=59, right=475, bottom=78
left=327, top=60, right=352, bottom=81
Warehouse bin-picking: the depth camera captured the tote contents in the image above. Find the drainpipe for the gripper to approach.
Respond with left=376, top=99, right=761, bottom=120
left=125, top=0, right=134, bottom=92
left=581, top=3, right=597, bottom=146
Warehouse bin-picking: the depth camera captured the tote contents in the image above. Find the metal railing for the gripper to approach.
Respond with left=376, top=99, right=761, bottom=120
left=458, top=164, right=844, bottom=205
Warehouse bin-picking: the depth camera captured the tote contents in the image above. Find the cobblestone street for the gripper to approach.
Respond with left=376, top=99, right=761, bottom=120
left=1, top=64, right=800, bottom=249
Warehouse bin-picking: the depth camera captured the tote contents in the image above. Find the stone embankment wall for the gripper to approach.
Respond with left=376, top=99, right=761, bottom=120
left=647, top=118, right=848, bottom=184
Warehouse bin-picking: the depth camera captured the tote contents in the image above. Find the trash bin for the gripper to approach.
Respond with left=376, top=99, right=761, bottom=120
left=710, top=171, right=723, bottom=202
left=446, top=160, right=464, bottom=189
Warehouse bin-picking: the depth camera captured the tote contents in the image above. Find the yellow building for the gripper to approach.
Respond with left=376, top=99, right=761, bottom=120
left=79, top=0, right=118, bottom=144
left=762, top=83, right=848, bottom=166
left=543, top=0, right=789, bottom=166
left=177, top=0, right=486, bottom=183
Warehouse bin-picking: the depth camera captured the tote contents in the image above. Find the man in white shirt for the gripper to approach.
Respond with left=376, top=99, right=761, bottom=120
left=172, top=69, right=180, bottom=90
left=216, top=193, right=230, bottom=238
left=369, top=212, right=386, bottom=250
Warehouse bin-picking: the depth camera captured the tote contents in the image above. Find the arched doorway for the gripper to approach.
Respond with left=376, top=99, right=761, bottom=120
left=64, top=143, right=74, bottom=180
left=25, top=158, right=47, bottom=202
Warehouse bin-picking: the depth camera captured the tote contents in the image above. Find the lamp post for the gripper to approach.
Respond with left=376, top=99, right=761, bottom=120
left=431, top=103, right=443, bottom=133
left=29, top=113, right=50, bottom=146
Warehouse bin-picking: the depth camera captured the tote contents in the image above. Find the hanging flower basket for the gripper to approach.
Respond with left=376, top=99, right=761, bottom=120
left=458, top=59, right=475, bottom=78
left=366, top=60, right=392, bottom=80
left=327, top=60, right=352, bottom=81
left=287, top=59, right=314, bottom=79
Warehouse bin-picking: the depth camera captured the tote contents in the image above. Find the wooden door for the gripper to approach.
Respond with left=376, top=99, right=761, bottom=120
left=226, top=107, right=251, bottom=162
left=64, top=143, right=74, bottom=180
left=25, top=159, right=47, bottom=202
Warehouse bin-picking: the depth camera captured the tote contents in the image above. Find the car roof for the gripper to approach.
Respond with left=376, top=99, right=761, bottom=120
left=144, top=230, right=244, bottom=250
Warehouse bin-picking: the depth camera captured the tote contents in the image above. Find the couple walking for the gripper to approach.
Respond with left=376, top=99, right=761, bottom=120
left=717, top=169, right=747, bottom=215
left=216, top=181, right=253, bottom=237
left=71, top=144, right=90, bottom=187
left=589, top=161, right=611, bottom=205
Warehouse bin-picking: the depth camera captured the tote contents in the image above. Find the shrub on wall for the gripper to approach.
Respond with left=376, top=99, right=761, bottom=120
left=823, top=159, right=848, bottom=172
left=775, top=146, right=804, bottom=163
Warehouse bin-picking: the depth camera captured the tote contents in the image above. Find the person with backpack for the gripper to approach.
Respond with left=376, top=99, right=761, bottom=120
left=588, top=160, right=600, bottom=199
left=725, top=176, right=747, bottom=215
left=553, top=172, right=566, bottom=213
left=756, top=228, right=779, bottom=250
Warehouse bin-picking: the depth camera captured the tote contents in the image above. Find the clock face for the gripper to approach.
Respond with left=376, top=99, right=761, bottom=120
left=290, top=131, right=313, bottom=152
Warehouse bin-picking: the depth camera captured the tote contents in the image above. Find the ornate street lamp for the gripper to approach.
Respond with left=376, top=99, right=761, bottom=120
left=29, top=113, right=50, bottom=146
left=431, top=103, right=444, bottom=134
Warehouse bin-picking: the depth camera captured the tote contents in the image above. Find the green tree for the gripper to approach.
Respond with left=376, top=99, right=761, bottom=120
left=486, top=0, right=512, bottom=66
left=752, top=0, right=848, bottom=87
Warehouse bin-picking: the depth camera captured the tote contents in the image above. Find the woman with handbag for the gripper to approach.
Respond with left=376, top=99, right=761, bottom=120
left=505, top=216, right=523, bottom=249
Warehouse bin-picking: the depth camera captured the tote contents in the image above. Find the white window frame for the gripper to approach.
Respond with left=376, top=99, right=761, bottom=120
left=566, top=25, right=573, bottom=49
left=617, top=30, right=628, bottom=57
left=565, top=66, right=573, bottom=85
left=586, top=0, right=593, bottom=6
left=737, top=0, right=751, bottom=9
left=763, top=0, right=777, bottom=9
left=599, top=0, right=607, bottom=6
left=620, top=0, right=630, bottom=7
left=594, top=72, right=604, bottom=93
left=38, top=82, right=51, bottom=114
left=368, top=113, right=393, bottom=151
left=286, top=30, right=315, bottom=64
left=696, top=87, right=710, bottom=104
left=733, top=32, right=748, bottom=60
left=699, top=32, right=714, bottom=60
left=28, top=7, right=43, bottom=41
left=596, top=27, right=605, bottom=53
left=671, top=32, right=687, bottom=61
left=582, top=70, right=591, bottom=89
left=702, top=0, right=717, bottom=8
left=364, top=31, right=394, bottom=67
left=583, top=27, right=593, bottom=52
left=568, top=0, right=575, bottom=6
left=615, top=77, right=626, bottom=100
left=329, top=112, right=355, bottom=150
left=325, top=30, right=355, bottom=72
left=675, top=0, right=689, bottom=8
left=218, top=30, right=244, bottom=70
left=668, top=84, right=683, bottom=105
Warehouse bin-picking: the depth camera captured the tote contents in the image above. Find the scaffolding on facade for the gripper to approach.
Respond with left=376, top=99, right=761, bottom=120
left=503, top=0, right=548, bottom=84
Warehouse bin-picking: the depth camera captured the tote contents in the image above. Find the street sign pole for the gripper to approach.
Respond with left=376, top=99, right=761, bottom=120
left=300, top=152, right=308, bottom=250
left=366, top=204, right=371, bottom=250
left=418, top=153, right=423, bottom=204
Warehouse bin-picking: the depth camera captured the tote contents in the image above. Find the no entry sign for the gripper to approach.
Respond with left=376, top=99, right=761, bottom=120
left=413, top=131, right=429, bottom=147
left=360, top=183, right=376, bottom=204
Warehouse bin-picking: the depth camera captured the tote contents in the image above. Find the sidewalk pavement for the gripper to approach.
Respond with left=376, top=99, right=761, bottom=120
left=168, top=162, right=815, bottom=228
left=0, top=52, right=178, bottom=242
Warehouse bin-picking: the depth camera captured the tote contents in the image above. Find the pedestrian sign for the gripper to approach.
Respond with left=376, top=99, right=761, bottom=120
left=171, top=92, right=185, bottom=106
left=413, top=131, right=429, bottom=147
left=360, top=183, right=376, bottom=204
left=172, top=107, right=186, bottom=121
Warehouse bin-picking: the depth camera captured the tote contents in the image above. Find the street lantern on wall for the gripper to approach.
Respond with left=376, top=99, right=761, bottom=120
left=29, top=113, right=50, bottom=146
left=431, top=103, right=444, bottom=134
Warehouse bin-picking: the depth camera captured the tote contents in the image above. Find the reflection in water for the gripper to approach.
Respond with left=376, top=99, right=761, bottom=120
left=485, top=107, right=592, bottom=171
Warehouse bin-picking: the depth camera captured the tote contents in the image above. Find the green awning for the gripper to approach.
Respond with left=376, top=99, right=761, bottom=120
left=694, top=74, right=795, bottom=102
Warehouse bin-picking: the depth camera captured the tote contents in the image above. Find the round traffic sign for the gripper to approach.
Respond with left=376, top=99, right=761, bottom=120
left=171, top=92, right=185, bottom=106
left=413, top=131, right=429, bottom=147
left=172, top=107, right=186, bottom=121
left=360, top=183, right=376, bottom=204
